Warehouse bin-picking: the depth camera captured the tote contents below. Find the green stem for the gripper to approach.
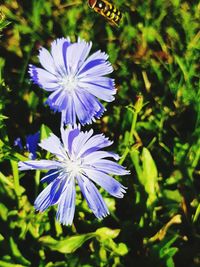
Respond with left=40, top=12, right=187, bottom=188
left=193, top=203, right=200, bottom=223
left=35, top=170, right=41, bottom=197
left=119, top=110, right=138, bottom=165
left=19, top=40, right=35, bottom=85
left=119, top=147, right=129, bottom=165
left=129, top=111, right=138, bottom=143
left=11, top=160, right=21, bottom=204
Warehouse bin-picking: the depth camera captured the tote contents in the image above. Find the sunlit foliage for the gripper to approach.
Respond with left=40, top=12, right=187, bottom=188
left=0, top=0, right=200, bottom=266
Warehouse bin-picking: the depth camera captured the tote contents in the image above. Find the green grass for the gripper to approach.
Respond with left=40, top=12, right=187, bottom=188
left=0, top=0, right=200, bottom=266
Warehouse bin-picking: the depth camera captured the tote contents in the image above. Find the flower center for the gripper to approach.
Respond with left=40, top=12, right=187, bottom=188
left=59, top=75, right=78, bottom=92
left=63, top=158, right=82, bottom=177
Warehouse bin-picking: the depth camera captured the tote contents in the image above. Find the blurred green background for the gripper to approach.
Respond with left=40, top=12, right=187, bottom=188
left=0, top=0, right=200, bottom=266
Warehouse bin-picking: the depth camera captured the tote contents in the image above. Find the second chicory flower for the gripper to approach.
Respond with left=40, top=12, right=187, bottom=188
left=29, top=37, right=116, bottom=126
left=18, top=126, right=129, bottom=225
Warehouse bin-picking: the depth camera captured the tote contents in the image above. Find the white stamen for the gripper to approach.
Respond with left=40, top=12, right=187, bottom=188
left=59, top=75, right=78, bottom=92
left=63, top=158, right=82, bottom=176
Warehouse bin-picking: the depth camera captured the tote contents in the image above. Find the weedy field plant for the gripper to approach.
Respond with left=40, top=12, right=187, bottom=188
left=0, top=0, right=200, bottom=266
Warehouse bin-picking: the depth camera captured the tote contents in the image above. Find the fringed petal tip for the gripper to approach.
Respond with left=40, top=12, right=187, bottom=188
left=18, top=161, right=26, bottom=171
left=51, top=37, right=71, bottom=45
left=28, top=65, right=40, bottom=85
left=18, top=161, right=35, bottom=171
left=96, top=210, right=110, bottom=220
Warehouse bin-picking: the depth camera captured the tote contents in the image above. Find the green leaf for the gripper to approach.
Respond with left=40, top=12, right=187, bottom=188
left=174, top=56, right=188, bottom=81
left=163, top=189, right=182, bottom=203
left=0, top=233, right=4, bottom=241
left=162, top=247, right=179, bottom=258
left=138, top=147, right=159, bottom=206
left=166, top=257, right=175, bottom=267
left=99, top=246, right=107, bottom=262
left=95, top=227, right=120, bottom=241
left=40, top=124, right=51, bottom=141
left=130, top=149, right=143, bottom=180
left=40, top=227, right=121, bottom=255
left=143, top=27, right=157, bottom=43
left=159, top=235, right=179, bottom=258
left=142, top=148, right=158, bottom=192
left=25, top=91, right=39, bottom=109
left=0, top=11, right=11, bottom=35
left=0, top=114, right=8, bottom=120
left=9, top=237, right=31, bottom=265
left=0, top=172, right=14, bottom=188
left=165, top=170, right=182, bottom=185
left=0, top=261, right=25, bottom=267
left=39, top=233, right=95, bottom=254
left=0, top=203, right=8, bottom=221
left=45, top=262, right=69, bottom=267
left=193, top=202, right=200, bottom=223
left=113, top=243, right=128, bottom=256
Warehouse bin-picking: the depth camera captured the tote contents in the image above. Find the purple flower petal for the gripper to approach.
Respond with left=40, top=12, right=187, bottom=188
left=18, top=160, right=62, bottom=171
left=14, top=137, right=23, bottom=150
left=51, top=38, right=70, bottom=76
left=34, top=178, right=65, bottom=211
left=38, top=47, right=56, bottom=75
left=34, top=182, right=53, bottom=211
left=91, top=159, right=130, bottom=175
left=46, top=89, right=67, bottom=111
left=93, top=101, right=105, bottom=119
left=77, top=174, right=109, bottom=219
left=81, top=76, right=115, bottom=90
left=77, top=134, right=113, bottom=158
left=29, top=65, right=59, bottom=91
left=56, top=178, right=76, bottom=225
left=78, top=80, right=116, bottom=102
left=41, top=169, right=60, bottom=183
left=61, top=95, right=76, bottom=125
left=71, top=129, right=94, bottom=157
left=67, top=127, right=80, bottom=156
left=39, top=133, right=67, bottom=159
left=77, top=50, right=112, bottom=76
left=83, top=168, right=126, bottom=198
left=26, top=131, right=40, bottom=160
left=83, top=151, right=120, bottom=164
left=66, top=41, right=92, bottom=75
left=72, top=90, right=98, bottom=125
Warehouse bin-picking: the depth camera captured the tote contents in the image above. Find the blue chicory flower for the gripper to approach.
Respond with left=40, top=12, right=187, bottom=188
left=29, top=37, right=116, bottom=126
left=14, top=132, right=40, bottom=160
left=18, top=126, right=129, bottom=225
